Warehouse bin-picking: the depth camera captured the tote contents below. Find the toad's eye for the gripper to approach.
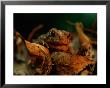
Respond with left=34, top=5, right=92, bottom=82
left=48, top=32, right=55, bottom=37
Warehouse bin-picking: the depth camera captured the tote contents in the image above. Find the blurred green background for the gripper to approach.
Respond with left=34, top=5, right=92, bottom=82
left=14, top=13, right=97, bottom=39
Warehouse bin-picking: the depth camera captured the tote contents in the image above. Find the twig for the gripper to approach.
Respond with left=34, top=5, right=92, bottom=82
left=66, top=20, right=97, bottom=35
left=28, top=24, right=44, bottom=42
left=66, top=20, right=75, bottom=26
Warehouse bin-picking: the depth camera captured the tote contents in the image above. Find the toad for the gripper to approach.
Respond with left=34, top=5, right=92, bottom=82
left=34, top=28, right=73, bottom=53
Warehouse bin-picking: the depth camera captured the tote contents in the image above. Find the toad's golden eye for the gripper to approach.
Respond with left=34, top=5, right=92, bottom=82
left=48, top=31, right=55, bottom=37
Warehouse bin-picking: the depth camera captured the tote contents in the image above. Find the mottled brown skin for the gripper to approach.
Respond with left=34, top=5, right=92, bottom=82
left=51, top=52, right=73, bottom=75
left=45, top=28, right=72, bottom=45
left=35, top=28, right=73, bottom=52
left=48, top=43, right=70, bottom=52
